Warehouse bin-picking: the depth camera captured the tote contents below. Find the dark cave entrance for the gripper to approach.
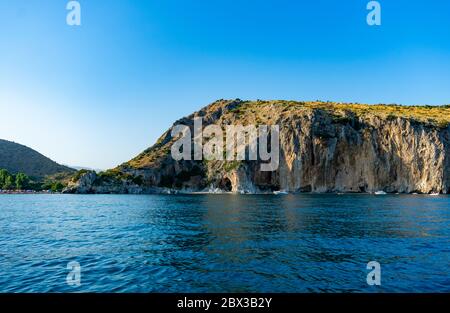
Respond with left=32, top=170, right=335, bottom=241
left=218, top=178, right=232, bottom=192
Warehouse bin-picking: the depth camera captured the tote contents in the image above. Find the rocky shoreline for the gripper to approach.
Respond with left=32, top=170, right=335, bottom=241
left=0, top=190, right=57, bottom=194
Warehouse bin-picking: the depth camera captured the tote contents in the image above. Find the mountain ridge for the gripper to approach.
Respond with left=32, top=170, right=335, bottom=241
left=0, top=139, right=75, bottom=179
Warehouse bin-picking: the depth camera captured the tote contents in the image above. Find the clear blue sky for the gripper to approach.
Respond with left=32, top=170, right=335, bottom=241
left=1, top=0, right=449, bottom=169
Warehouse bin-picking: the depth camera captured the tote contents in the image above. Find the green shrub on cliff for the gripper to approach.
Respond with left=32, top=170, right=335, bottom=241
left=94, top=169, right=144, bottom=186
left=72, top=169, right=90, bottom=182
left=224, top=161, right=241, bottom=172
left=41, top=181, right=65, bottom=192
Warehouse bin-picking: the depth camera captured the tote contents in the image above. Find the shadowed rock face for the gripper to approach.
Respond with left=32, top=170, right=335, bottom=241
left=64, top=100, right=450, bottom=194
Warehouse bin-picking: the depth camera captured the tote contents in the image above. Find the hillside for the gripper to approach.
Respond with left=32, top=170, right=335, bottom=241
left=65, top=100, right=450, bottom=194
left=0, top=139, right=75, bottom=179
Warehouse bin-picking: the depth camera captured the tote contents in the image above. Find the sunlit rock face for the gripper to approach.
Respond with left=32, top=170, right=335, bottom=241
left=274, top=113, right=449, bottom=194
left=65, top=100, right=450, bottom=194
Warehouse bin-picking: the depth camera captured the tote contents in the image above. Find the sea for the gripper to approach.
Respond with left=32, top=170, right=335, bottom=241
left=0, top=194, right=448, bottom=292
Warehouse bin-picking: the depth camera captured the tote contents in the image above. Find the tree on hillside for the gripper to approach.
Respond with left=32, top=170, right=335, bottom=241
left=3, top=175, right=14, bottom=190
left=15, top=173, right=30, bottom=190
left=0, top=169, right=10, bottom=186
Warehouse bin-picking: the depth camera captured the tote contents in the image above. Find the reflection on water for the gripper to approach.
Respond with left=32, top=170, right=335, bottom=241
left=0, top=194, right=448, bottom=292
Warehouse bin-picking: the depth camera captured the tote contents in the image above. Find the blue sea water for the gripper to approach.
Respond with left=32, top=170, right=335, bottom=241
left=0, top=194, right=448, bottom=293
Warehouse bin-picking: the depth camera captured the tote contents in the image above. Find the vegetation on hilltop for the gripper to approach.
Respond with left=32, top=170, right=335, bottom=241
left=228, top=100, right=450, bottom=128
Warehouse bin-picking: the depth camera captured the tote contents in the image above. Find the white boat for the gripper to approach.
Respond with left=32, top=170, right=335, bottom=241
left=429, top=192, right=440, bottom=196
left=273, top=191, right=288, bottom=195
left=374, top=191, right=387, bottom=195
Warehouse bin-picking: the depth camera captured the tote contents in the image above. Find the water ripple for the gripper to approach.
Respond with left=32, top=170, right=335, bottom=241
left=0, top=194, right=449, bottom=292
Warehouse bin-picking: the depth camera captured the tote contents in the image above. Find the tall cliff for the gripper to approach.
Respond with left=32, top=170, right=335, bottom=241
left=65, top=100, right=450, bottom=194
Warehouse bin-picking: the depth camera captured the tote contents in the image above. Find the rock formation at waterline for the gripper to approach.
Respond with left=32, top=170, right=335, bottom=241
left=64, top=100, right=450, bottom=194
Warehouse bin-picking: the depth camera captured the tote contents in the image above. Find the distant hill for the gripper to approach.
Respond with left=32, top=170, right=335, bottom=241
left=0, top=139, right=75, bottom=179
left=64, top=165, right=104, bottom=172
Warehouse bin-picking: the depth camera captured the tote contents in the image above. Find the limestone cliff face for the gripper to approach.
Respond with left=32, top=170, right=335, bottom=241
left=64, top=100, right=450, bottom=194
left=242, top=112, right=449, bottom=193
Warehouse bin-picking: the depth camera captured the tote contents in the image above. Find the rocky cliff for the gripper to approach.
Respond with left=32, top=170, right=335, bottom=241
left=64, top=100, right=450, bottom=194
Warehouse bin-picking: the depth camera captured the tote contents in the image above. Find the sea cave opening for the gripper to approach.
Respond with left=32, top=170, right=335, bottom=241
left=218, top=178, right=232, bottom=192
